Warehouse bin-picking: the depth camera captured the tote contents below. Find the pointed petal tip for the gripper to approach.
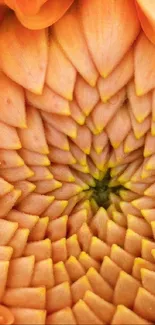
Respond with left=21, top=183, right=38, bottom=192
left=136, top=88, right=144, bottom=97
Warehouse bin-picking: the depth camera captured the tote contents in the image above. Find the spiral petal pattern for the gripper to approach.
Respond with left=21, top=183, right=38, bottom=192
left=0, top=1, right=155, bottom=325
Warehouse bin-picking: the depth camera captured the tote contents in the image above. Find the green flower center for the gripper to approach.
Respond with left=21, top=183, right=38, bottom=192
left=91, top=170, right=123, bottom=208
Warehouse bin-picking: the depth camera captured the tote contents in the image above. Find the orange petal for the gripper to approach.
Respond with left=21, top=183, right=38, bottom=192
left=75, top=75, right=99, bottom=116
left=0, top=305, right=14, bottom=325
left=17, top=193, right=54, bottom=215
left=98, top=49, right=134, bottom=102
left=136, top=0, right=155, bottom=44
left=73, top=125, right=92, bottom=155
left=0, top=150, right=24, bottom=169
left=10, top=308, right=46, bottom=325
left=34, top=179, right=62, bottom=195
left=0, top=177, right=13, bottom=197
left=32, top=258, right=54, bottom=289
left=9, top=228, right=30, bottom=258
left=24, top=239, right=52, bottom=262
left=134, top=32, right=155, bottom=96
left=28, top=217, right=49, bottom=241
left=18, top=106, right=49, bottom=155
left=48, top=147, right=76, bottom=165
left=0, top=165, right=34, bottom=183
left=42, top=200, right=68, bottom=220
left=80, top=0, right=140, bottom=76
left=47, top=216, right=68, bottom=242
left=19, top=149, right=50, bottom=167
left=0, top=13, right=48, bottom=94
left=73, top=299, right=102, bottom=324
left=47, top=307, right=76, bottom=325
left=0, top=189, right=21, bottom=218
left=42, top=112, right=77, bottom=139
left=6, top=209, right=38, bottom=232
left=0, top=122, right=21, bottom=150
left=26, top=85, right=70, bottom=115
left=0, top=219, right=18, bottom=245
left=127, top=80, right=152, bottom=123
left=53, top=4, right=98, bottom=86
left=51, top=183, right=82, bottom=200
left=14, top=181, right=36, bottom=204
left=47, top=282, right=72, bottom=313
left=45, top=123, right=70, bottom=152
left=7, top=0, right=47, bottom=15
left=111, top=304, right=151, bottom=325
left=70, top=100, right=86, bottom=126
left=92, top=88, right=126, bottom=133
left=7, top=256, right=35, bottom=288
left=46, top=37, right=76, bottom=101
left=106, top=104, right=131, bottom=149
left=70, top=142, right=87, bottom=167
left=14, top=0, right=74, bottom=30
left=27, top=166, right=53, bottom=182
left=0, top=261, right=9, bottom=301
left=0, top=72, right=26, bottom=128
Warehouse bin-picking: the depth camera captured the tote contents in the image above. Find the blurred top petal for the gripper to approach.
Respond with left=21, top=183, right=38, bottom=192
left=5, top=0, right=47, bottom=15
left=0, top=4, right=8, bottom=22
left=3, top=0, right=74, bottom=29
left=136, top=0, right=155, bottom=44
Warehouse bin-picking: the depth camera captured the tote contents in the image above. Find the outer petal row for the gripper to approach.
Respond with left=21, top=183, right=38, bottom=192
left=0, top=0, right=74, bottom=29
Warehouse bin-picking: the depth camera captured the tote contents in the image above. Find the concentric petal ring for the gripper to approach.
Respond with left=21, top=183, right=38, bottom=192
left=0, top=1, right=155, bottom=324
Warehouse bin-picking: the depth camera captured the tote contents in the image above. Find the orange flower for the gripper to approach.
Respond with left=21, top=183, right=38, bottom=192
left=0, top=1, right=155, bottom=325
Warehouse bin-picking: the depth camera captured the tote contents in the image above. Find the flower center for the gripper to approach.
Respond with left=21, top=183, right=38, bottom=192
left=91, top=170, right=123, bottom=208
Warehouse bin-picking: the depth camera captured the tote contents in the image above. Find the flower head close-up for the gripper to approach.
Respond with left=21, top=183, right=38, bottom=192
left=0, top=0, right=155, bottom=324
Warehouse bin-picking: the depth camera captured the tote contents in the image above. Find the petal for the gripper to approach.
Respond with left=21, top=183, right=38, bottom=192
left=134, top=32, right=155, bottom=96
left=0, top=150, right=24, bottom=169
left=0, top=121, right=21, bottom=150
left=14, top=0, right=74, bottom=30
left=136, top=0, right=155, bottom=44
left=0, top=4, right=8, bottom=22
left=28, top=217, right=49, bottom=241
left=46, top=37, right=76, bottom=101
left=106, top=104, right=131, bottom=149
left=42, top=200, right=68, bottom=219
left=10, top=308, right=46, bottom=325
left=26, top=85, right=70, bottom=115
left=92, top=88, right=126, bottom=133
left=0, top=165, right=34, bottom=183
left=45, top=123, right=70, bottom=152
left=41, top=112, right=77, bottom=139
left=73, top=299, right=102, bottom=324
left=34, top=180, right=62, bottom=195
left=18, top=106, right=49, bottom=155
left=75, top=75, right=99, bottom=116
left=98, top=49, right=134, bottom=102
left=0, top=72, right=26, bottom=128
left=53, top=4, right=98, bottom=86
left=0, top=13, right=48, bottom=94
left=47, top=308, right=76, bottom=325
left=80, top=0, right=140, bottom=76
left=127, top=80, right=152, bottom=122
left=49, top=164, right=75, bottom=183
left=17, top=193, right=54, bottom=215
left=7, top=0, right=48, bottom=15
left=0, top=190, right=21, bottom=218
left=112, top=304, right=150, bottom=324
left=19, top=149, right=50, bottom=167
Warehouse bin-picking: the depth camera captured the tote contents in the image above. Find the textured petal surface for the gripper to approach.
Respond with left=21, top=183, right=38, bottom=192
left=0, top=2, right=155, bottom=325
